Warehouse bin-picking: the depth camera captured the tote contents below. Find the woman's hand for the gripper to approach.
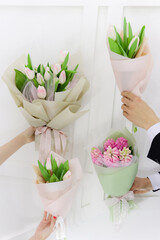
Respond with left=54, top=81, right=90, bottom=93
left=30, top=211, right=56, bottom=240
left=121, top=91, right=159, bottom=130
left=130, top=177, right=153, bottom=194
left=22, top=127, right=36, bottom=144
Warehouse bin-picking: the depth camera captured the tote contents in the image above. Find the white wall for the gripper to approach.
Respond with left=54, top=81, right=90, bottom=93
left=0, top=0, right=160, bottom=239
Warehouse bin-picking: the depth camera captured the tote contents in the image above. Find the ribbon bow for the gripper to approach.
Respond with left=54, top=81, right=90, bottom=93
left=105, top=191, right=134, bottom=226
left=55, top=216, right=67, bottom=240
left=35, top=127, right=67, bottom=163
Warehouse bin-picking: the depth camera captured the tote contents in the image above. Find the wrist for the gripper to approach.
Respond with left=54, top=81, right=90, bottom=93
left=144, top=115, right=159, bottom=130
left=29, top=236, right=36, bottom=240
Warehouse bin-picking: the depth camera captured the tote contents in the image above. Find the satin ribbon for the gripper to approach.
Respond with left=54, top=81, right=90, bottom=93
left=35, top=127, right=67, bottom=163
left=55, top=216, right=67, bottom=240
left=105, top=191, right=134, bottom=225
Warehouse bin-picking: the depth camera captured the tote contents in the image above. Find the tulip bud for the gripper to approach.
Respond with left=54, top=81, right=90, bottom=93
left=37, top=73, right=44, bottom=85
left=63, top=170, right=71, bottom=180
left=37, top=86, right=46, bottom=99
left=52, top=64, right=61, bottom=75
left=59, top=70, right=66, bottom=84
left=108, top=25, right=116, bottom=40
left=46, top=157, right=52, bottom=170
left=59, top=50, right=69, bottom=63
left=24, top=67, right=35, bottom=80
left=44, top=67, right=50, bottom=81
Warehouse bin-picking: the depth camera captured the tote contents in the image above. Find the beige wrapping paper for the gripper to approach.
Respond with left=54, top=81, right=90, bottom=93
left=2, top=54, right=90, bottom=158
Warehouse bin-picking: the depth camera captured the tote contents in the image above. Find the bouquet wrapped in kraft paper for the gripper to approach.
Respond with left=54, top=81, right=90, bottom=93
left=33, top=152, right=82, bottom=240
left=2, top=51, right=90, bottom=163
left=91, top=128, right=138, bottom=225
left=107, top=17, right=153, bottom=132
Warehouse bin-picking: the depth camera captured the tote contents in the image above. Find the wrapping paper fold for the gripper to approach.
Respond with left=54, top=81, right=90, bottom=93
left=34, top=157, right=82, bottom=218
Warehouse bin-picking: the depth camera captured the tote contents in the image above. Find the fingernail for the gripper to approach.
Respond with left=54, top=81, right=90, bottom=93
left=53, top=216, right=56, bottom=219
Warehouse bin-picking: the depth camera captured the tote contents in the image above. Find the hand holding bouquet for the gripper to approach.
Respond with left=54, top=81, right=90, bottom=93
left=107, top=17, right=153, bottom=97
left=3, top=51, right=90, bottom=162
left=33, top=152, right=82, bottom=240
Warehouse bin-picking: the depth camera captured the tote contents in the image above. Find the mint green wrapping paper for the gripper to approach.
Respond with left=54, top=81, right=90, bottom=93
left=95, top=161, right=138, bottom=197
left=93, top=128, right=139, bottom=197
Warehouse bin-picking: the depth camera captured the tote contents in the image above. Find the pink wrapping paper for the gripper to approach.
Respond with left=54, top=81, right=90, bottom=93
left=107, top=38, right=153, bottom=97
left=35, top=157, right=82, bottom=218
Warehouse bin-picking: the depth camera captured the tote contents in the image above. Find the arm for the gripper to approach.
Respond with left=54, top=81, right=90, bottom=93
left=0, top=127, right=35, bottom=165
left=121, top=91, right=160, bottom=193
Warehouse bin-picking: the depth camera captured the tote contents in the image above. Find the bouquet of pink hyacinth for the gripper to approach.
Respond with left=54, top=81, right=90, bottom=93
left=90, top=128, right=138, bottom=225
left=33, top=151, right=82, bottom=240
left=91, top=137, right=134, bottom=168
left=3, top=51, right=89, bottom=163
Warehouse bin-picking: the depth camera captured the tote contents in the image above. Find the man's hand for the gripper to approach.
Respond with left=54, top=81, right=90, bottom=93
left=30, top=211, right=56, bottom=240
left=131, top=177, right=153, bottom=194
left=121, top=91, right=159, bottom=130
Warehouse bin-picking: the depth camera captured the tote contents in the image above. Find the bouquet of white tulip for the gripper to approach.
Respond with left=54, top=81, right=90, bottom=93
left=107, top=17, right=153, bottom=132
left=15, top=51, right=79, bottom=102
left=33, top=152, right=82, bottom=240
left=2, top=51, right=90, bottom=162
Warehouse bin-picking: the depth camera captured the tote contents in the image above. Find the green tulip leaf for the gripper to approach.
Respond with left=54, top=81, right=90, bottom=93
left=114, top=26, right=124, bottom=49
left=51, top=155, right=58, bottom=173
left=108, top=37, right=122, bottom=55
left=50, top=173, right=59, bottom=183
left=15, top=69, right=28, bottom=92
left=128, top=38, right=138, bottom=58
left=123, top=17, right=128, bottom=51
left=61, top=52, right=69, bottom=70
left=56, top=163, right=64, bottom=179
left=38, top=160, right=50, bottom=182
left=128, top=22, right=133, bottom=45
left=63, top=160, right=69, bottom=174
left=117, top=42, right=128, bottom=57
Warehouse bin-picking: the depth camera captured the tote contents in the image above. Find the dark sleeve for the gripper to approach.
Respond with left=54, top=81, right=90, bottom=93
left=147, top=132, right=160, bottom=164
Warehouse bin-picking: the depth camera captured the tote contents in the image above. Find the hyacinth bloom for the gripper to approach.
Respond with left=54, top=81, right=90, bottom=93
left=115, top=137, right=128, bottom=150
left=53, top=63, right=61, bottom=75
left=104, top=138, right=116, bottom=151
left=60, top=50, right=69, bottom=63
left=24, top=67, right=34, bottom=80
left=44, top=67, right=50, bottom=81
left=37, top=73, right=44, bottom=85
left=119, top=147, right=133, bottom=163
left=37, top=86, right=46, bottom=99
left=103, top=146, right=120, bottom=167
left=91, top=147, right=103, bottom=166
left=59, top=70, right=66, bottom=84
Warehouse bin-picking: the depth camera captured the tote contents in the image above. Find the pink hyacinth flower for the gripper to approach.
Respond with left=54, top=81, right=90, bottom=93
left=103, top=146, right=120, bottom=167
left=104, top=138, right=116, bottom=151
left=115, top=137, right=128, bottom=150
left=37, top=86, right=46, bottom=99
left=119, top=147, right=133, bottom=164
left=91, top=147, right=104, bottom=166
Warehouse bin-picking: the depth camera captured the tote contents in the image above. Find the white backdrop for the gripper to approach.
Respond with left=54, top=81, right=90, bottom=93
left=0, top=0, right=160, bottom=239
